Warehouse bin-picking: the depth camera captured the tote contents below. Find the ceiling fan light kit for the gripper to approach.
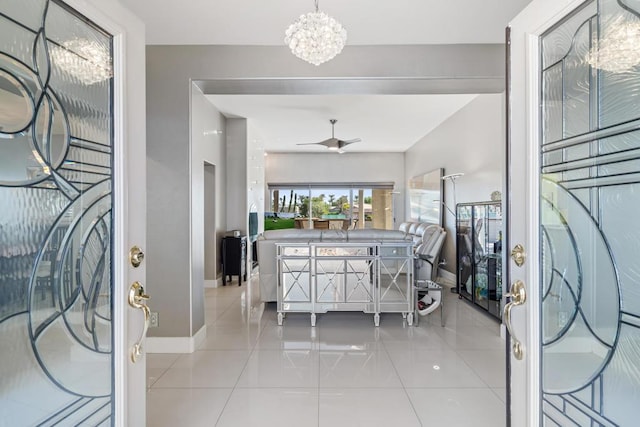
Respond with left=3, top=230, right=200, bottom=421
left=296, top=119, right=361, bottom=152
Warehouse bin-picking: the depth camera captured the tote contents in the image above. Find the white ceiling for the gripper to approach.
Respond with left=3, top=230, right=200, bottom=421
left=121, top=0, right=532, bottom=153
left=118, top=0, right=532, bottom=45
left=206, top=94, right=478, bottom=153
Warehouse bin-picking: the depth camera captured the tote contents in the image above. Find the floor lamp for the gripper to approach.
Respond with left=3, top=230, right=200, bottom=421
left=442, top=172, right=464, bottom=293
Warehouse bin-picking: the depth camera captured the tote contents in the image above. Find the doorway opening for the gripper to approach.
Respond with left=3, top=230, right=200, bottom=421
left=204, top=162, right=217, bottom=287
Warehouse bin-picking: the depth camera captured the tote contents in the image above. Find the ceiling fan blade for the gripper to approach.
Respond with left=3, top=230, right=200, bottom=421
left=297, top=137, right=336, bottom=147
left=296, top=121, right=361, bottom=150
left=335, top=138, right=361, bottom=149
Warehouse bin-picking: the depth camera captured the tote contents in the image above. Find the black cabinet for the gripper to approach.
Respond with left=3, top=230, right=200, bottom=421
left=221, top=236, right=247, bottom=286
left=456, top=201, right=502, bottom=319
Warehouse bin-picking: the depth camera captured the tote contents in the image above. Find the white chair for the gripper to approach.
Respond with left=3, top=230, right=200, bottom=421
left=414, top=226, right=446, bottom=282
left=413, top=226, right=446, bottom=325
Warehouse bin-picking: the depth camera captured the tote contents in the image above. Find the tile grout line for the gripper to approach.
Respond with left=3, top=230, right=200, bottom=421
left=380, top=335, right=424, bottom=426
left=147, top=354, right=183, bottom=390
left=454, top=348, right=501, bottom=390
left=212, top=286, right=262, bottom=426
left=315, top=319, right=321, bottom=427
left=205, top=287, right=244, bottom=327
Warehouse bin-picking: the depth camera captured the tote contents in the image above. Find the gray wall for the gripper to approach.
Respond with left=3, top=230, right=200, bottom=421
left=146, top=84, right=190, bottom=338
left=226, top=119, right=248, bottom=233
left=222, top=119, right=264, bottom=310
left=247, top=124, right=266, bottom=236
left=190, top=85, right=227, bottom=333
left=146, top=44, right=505, bottom=340
left=405, top=93, right=505, bottom=275
left=147, top=83, right=226, bottom=338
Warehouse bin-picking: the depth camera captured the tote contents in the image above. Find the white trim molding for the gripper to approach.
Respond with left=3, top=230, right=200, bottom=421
left=146, top=325, right=207, bottom=354
left=60, top=1, right=146, bottom=426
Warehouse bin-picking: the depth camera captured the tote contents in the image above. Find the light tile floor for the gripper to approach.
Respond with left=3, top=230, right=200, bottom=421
left=147, top=277, right=506, bottom=427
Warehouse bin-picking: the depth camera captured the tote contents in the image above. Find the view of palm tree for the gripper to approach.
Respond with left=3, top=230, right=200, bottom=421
left=265, top=187, right=393, bottom=231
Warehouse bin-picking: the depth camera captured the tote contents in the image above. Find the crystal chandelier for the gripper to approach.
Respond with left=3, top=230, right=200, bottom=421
left=50, top=38, right=113, bottom=85
left=587, top=15, right=640, bottom=73
left=284, top=0, right=347, bottom=66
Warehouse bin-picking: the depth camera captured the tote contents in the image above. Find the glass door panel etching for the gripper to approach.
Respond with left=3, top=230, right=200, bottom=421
left=0, top=0, right=114, bottom=424
left=539, top=1, right=640, bottom=424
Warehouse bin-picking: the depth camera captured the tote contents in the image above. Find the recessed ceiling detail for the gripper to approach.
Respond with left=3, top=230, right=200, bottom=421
left=205, top=94, right=478, bottom=153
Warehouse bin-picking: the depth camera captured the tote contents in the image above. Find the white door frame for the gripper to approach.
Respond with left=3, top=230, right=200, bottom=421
left=508, top=0, right=589, bottom=425
left=62, top=1, right=147, bottom=425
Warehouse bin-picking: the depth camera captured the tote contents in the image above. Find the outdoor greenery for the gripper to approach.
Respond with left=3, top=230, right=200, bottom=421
left=277, top=192, right=355, bottom=218
left=296, top=196, right=336, bottom=217
left=271, top=190, right=374, bottom=225
left=264, top=217, right=295, bottom=230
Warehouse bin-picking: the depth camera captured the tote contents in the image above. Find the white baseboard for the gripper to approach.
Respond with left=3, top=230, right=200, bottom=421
left=204, top=279, right=220, bottom=288
left=193, top=324, right=207, bottom=349
left=437, top=270, right=456, bottom=287
left=146, top=324, right=207, bottom=354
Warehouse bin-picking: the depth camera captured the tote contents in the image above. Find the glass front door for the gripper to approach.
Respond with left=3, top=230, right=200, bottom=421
left=0, top=0, right=115, bottom=424
left=539, top=0, right=640, bottom=424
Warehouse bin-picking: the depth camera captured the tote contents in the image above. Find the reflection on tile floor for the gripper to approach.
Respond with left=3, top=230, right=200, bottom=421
left=147, top=277, right=507, bottom=427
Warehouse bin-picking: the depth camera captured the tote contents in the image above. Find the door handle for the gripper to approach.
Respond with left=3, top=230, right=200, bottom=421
left=503, top=280, right=526, bottom=360
left=128, top=281, right=150, bottom=363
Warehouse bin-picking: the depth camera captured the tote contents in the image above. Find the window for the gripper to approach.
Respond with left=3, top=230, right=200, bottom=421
left=266, top=183, right=395, bottom=231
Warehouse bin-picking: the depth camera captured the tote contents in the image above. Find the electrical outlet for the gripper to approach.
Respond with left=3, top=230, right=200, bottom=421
left=149, top=311, right=159, bottom=328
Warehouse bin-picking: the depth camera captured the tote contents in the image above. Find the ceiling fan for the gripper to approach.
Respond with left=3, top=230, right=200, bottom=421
left=297, top=119, right=361, bottom=153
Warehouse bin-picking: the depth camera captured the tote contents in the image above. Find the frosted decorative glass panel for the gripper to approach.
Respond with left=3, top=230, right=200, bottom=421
left=0, top=0, right=114, bottom=425
left=540, top=0, right=640, bottom=425
left=563, top=19, right=591, bottom=138
left=542, top=63, right=563, bottom=143
left=599, top=0, right=640, bottom=128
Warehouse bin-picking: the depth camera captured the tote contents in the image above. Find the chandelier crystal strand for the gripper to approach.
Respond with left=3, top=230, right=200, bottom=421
left=50, top=38, right=113, bottom=85
left=284, top=0, right=347, bottom=66
left=587, top=14, right=640, bottom=73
